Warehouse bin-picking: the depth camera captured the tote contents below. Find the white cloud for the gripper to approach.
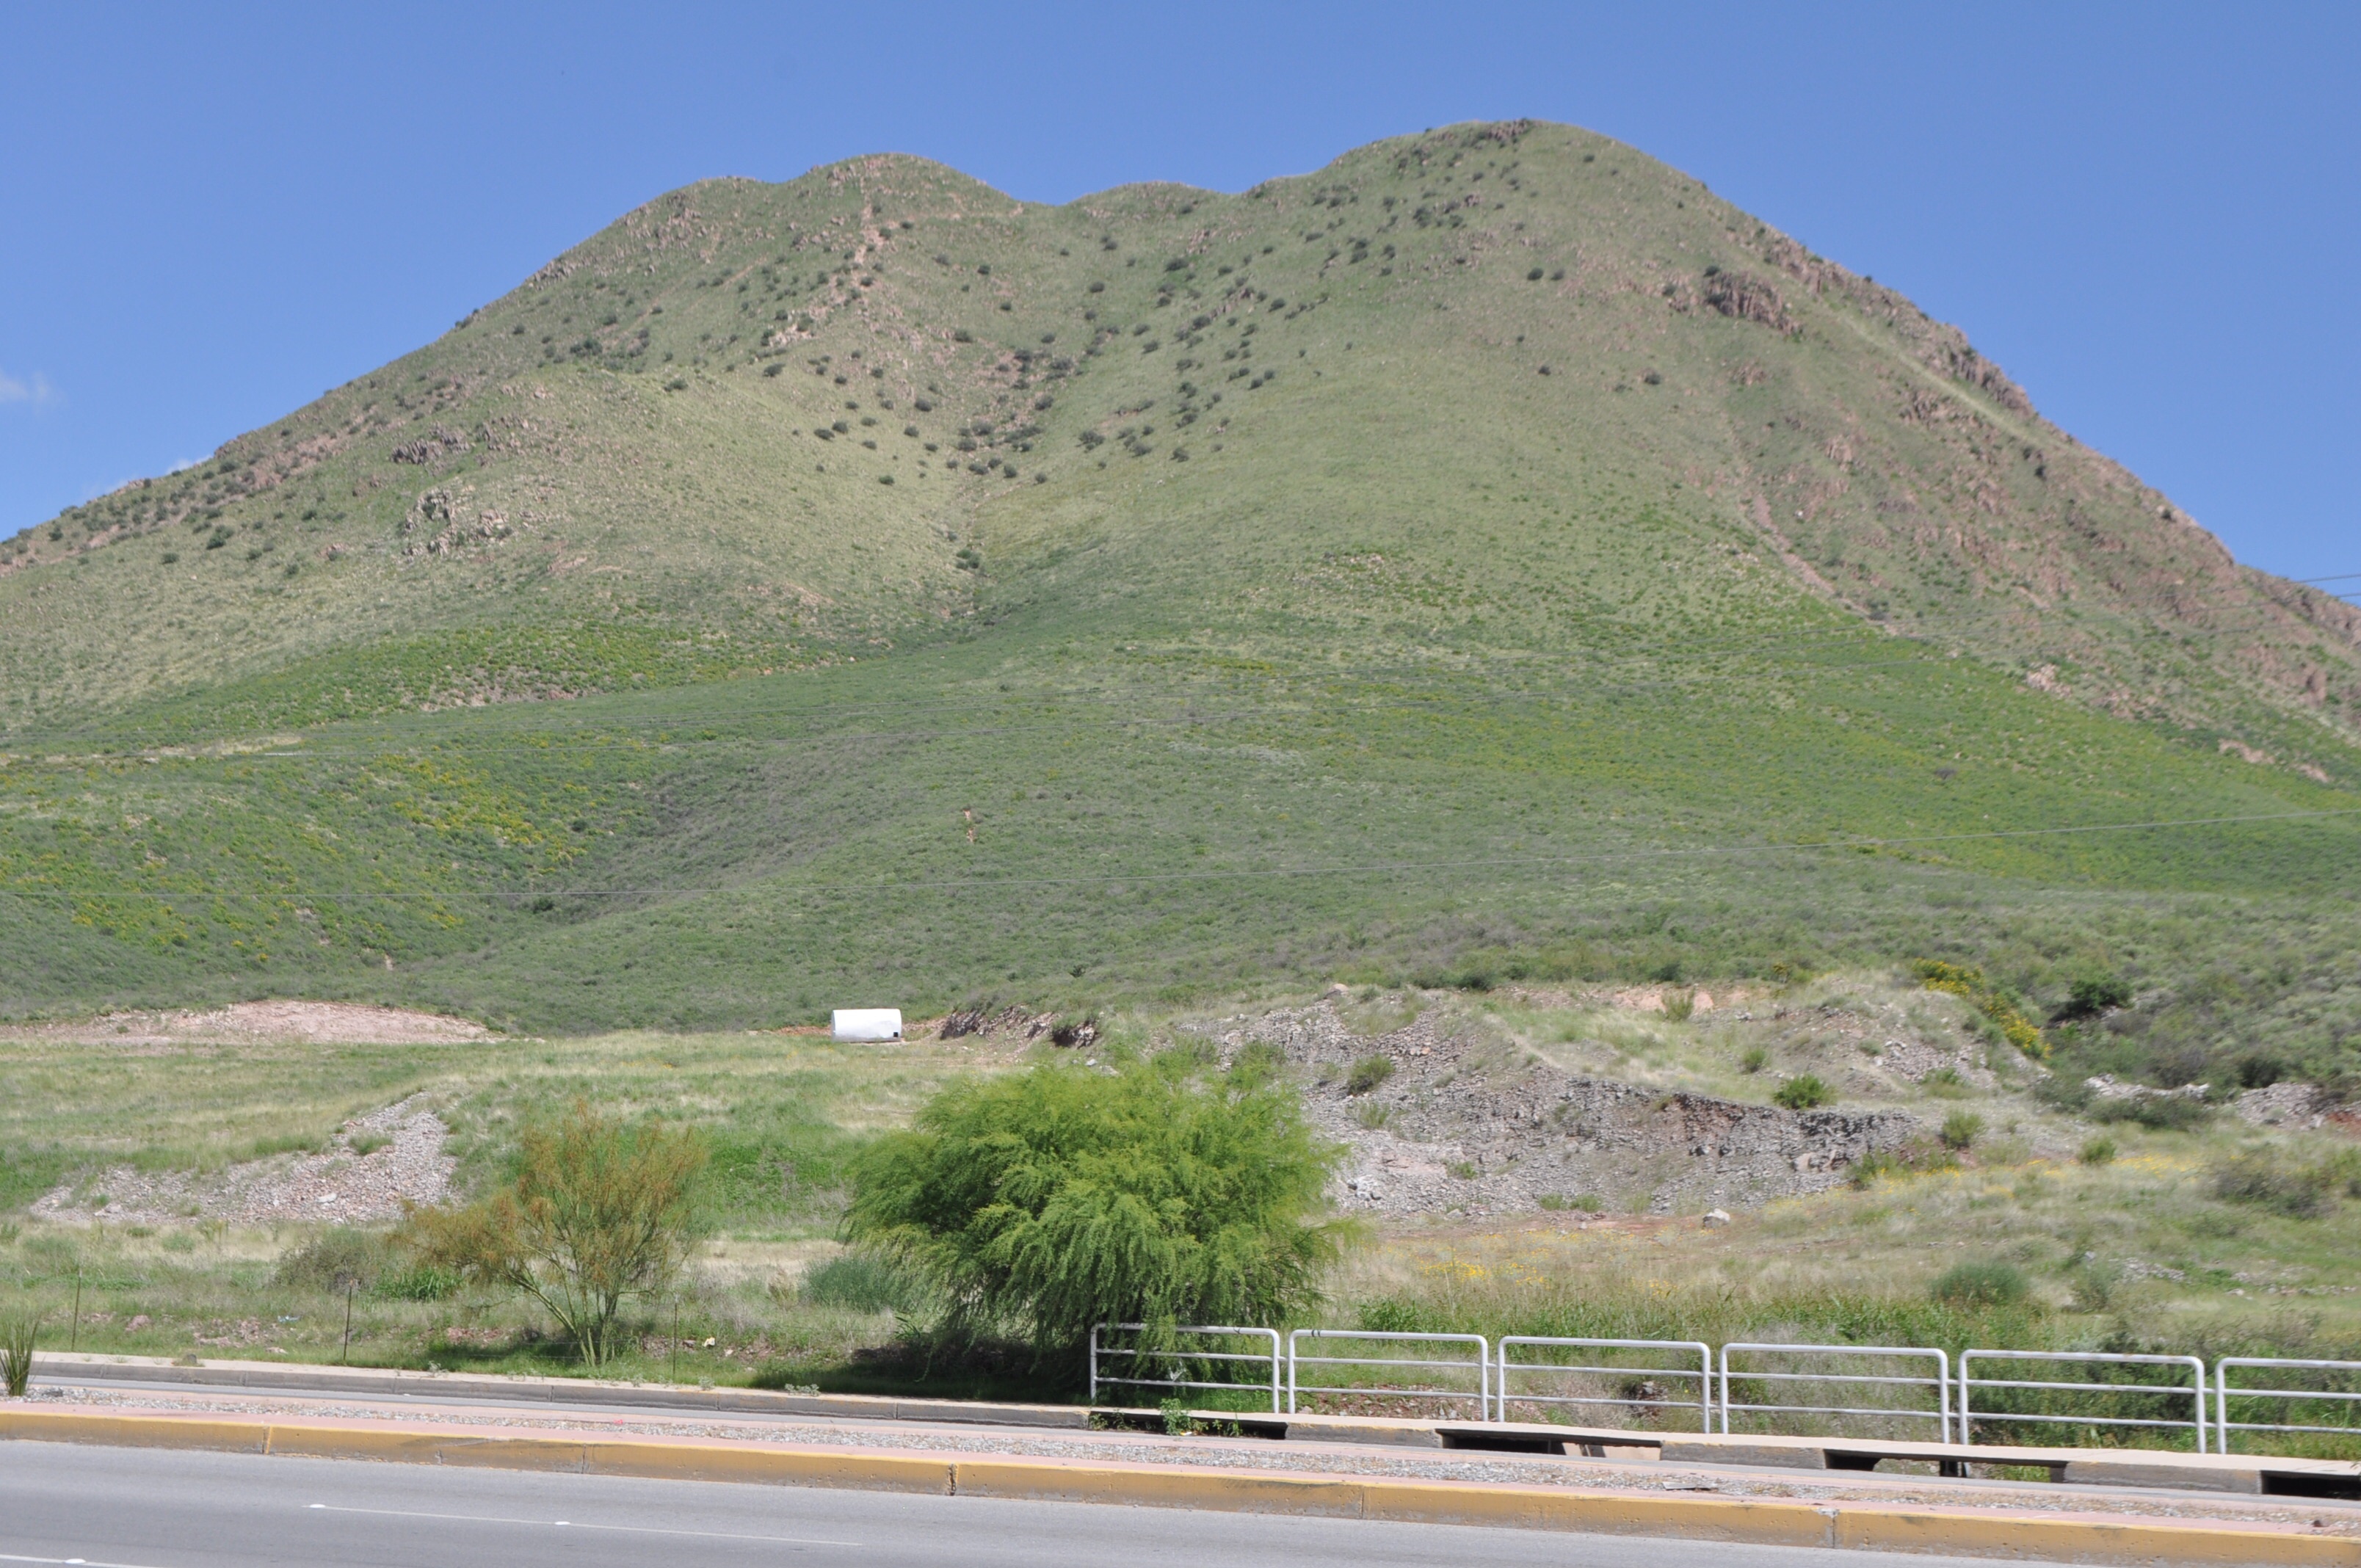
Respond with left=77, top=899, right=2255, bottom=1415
left=0, top=368, right=56, bottom=406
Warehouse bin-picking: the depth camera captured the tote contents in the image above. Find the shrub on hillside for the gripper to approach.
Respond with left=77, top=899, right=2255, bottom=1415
left=1849, top=1139, right=1959, bottom=1188
left=2060, top=971, right=2133, bottom=1020
left=273, top=1227, right=388, bottom=1293
left=1931, top=1260, right=2028, bottom=1308
left=2092, top=1094, right=2208, bottom=1132
left=844, top=1053, right=1342, bottom=1354
left=1345, top=1056, right=1396, bottom=1095
left=1914, top=959, right=2048, bottom=1059
left=1940, top=1111, right=1984, bottom=1151
left=1773, top=1075, right=1832, bottom=1111
left=2210, top=1148, right=2360, bottom=1219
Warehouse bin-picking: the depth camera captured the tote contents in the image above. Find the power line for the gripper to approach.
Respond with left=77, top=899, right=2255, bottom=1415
left=4, top=805, right=2355, bottom=904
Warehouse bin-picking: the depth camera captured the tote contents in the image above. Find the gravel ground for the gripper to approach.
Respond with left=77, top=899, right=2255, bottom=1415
left=30, top=1095, right=454, bottom=1226
left=0, top=1001, right=497, bottom=1047
left=18, top=1385, right=2354, bottom=1535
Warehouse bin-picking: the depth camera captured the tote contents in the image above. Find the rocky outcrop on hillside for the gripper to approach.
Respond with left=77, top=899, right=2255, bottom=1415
left=1198, top=998, right=1921, bottom=1222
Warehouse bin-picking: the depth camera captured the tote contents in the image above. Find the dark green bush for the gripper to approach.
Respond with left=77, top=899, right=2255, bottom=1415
left=2092, top=1094, right=2208, bottom=1131
left=2211, top=1151, right=2334, bottom=1219
left=375, top=1263, right=461, bottom=1301
left=1345, top=1055, right=1396, bottom=1095
left=845, top=1053, right=1341, bottom=1352
left=272, top=1227, right=388, bottom=1293
left=2234, top=1052, right=2288, bottom=1089
left=802, top=1251, right=929, bottom=1314
left=1931, top=1260, right=2028, bottom=1307
left=2062, top=973, right=2133, bottom=1018
left=1773, top=1075, right=1832, bottom=1111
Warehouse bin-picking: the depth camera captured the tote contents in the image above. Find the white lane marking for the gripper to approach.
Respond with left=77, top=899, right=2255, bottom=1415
left=305, top=1502, right=860, bottom=1547
left=0, top=1553, right=179, bottom=1568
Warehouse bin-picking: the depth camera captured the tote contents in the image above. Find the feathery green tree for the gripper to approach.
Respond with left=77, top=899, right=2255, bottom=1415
left=846, top=1051, right=1343, bottom=1354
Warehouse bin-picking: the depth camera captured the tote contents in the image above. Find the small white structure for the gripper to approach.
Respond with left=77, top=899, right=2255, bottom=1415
left=832, top=1008, right=903, bottom=1042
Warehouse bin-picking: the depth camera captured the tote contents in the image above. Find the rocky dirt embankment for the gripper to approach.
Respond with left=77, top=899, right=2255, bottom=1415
left=32, top=1095, right=455, bottom=1227
left=1198, top=998, right=1922, bottom=1222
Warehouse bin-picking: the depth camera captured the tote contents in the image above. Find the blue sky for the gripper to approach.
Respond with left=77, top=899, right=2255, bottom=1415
left=3, top=2, right=2354, bottom=585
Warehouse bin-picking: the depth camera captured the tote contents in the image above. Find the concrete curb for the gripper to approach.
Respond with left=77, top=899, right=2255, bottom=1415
left=4, top=1407, right=2353, bottom=1564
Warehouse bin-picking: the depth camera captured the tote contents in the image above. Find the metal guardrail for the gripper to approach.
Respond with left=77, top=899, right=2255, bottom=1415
left=1959, top=1350, right=2208, bottom=1453
left=1088, top=1324, right=1283, bottom=1413
left=1286, top=1329, right=1490, bottom=1417
left=2216, top=1357, right=2361, bottom=1454
left=1494, top=1337, right=1714, bottom=1429
left=1719, top=1343, right=1951, bottom=1438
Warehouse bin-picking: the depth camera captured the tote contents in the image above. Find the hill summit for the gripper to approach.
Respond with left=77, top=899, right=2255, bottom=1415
left=0, top=120, right=2355, bottom=1086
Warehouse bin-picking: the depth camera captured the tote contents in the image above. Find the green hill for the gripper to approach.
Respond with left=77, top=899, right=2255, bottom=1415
left=1, top=120, right=2355, bottom=1085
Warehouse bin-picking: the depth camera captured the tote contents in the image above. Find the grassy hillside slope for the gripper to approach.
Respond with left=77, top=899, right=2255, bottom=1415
left=1, top=121, right=2356, bottom=1088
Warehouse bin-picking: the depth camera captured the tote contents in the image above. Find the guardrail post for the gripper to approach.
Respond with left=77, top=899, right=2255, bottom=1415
left=1087, top=1324, right=1099, bottom=1407
left=2184, top=1356, right=2208, bottom=1455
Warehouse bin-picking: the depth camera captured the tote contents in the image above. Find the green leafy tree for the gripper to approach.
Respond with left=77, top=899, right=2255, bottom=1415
left=406, top=1103, right=706, bottom=1366
left=846, top=1053, right=1344, bottom=1354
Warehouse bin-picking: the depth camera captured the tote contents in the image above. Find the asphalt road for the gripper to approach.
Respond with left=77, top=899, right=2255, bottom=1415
left=2, top=1441, right=2066, bottom=1568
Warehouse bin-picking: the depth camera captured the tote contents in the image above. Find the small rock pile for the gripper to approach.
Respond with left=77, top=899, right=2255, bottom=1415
left=2235, top=1081, right=2328, bottom=1129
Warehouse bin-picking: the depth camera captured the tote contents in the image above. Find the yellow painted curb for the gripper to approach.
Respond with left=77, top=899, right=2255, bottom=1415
left=956, top=1456, right=1365, bottom=1516
left=1362, top=1478, right=1836, bottom=1545
left=267, top=1423, right=592, bottom=1473
left=584, top=1438, right=954, bottom=1495
left=0, top=1409, right=269, bottom=1453
left=4, top=1407, right=2354, bottom=1565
